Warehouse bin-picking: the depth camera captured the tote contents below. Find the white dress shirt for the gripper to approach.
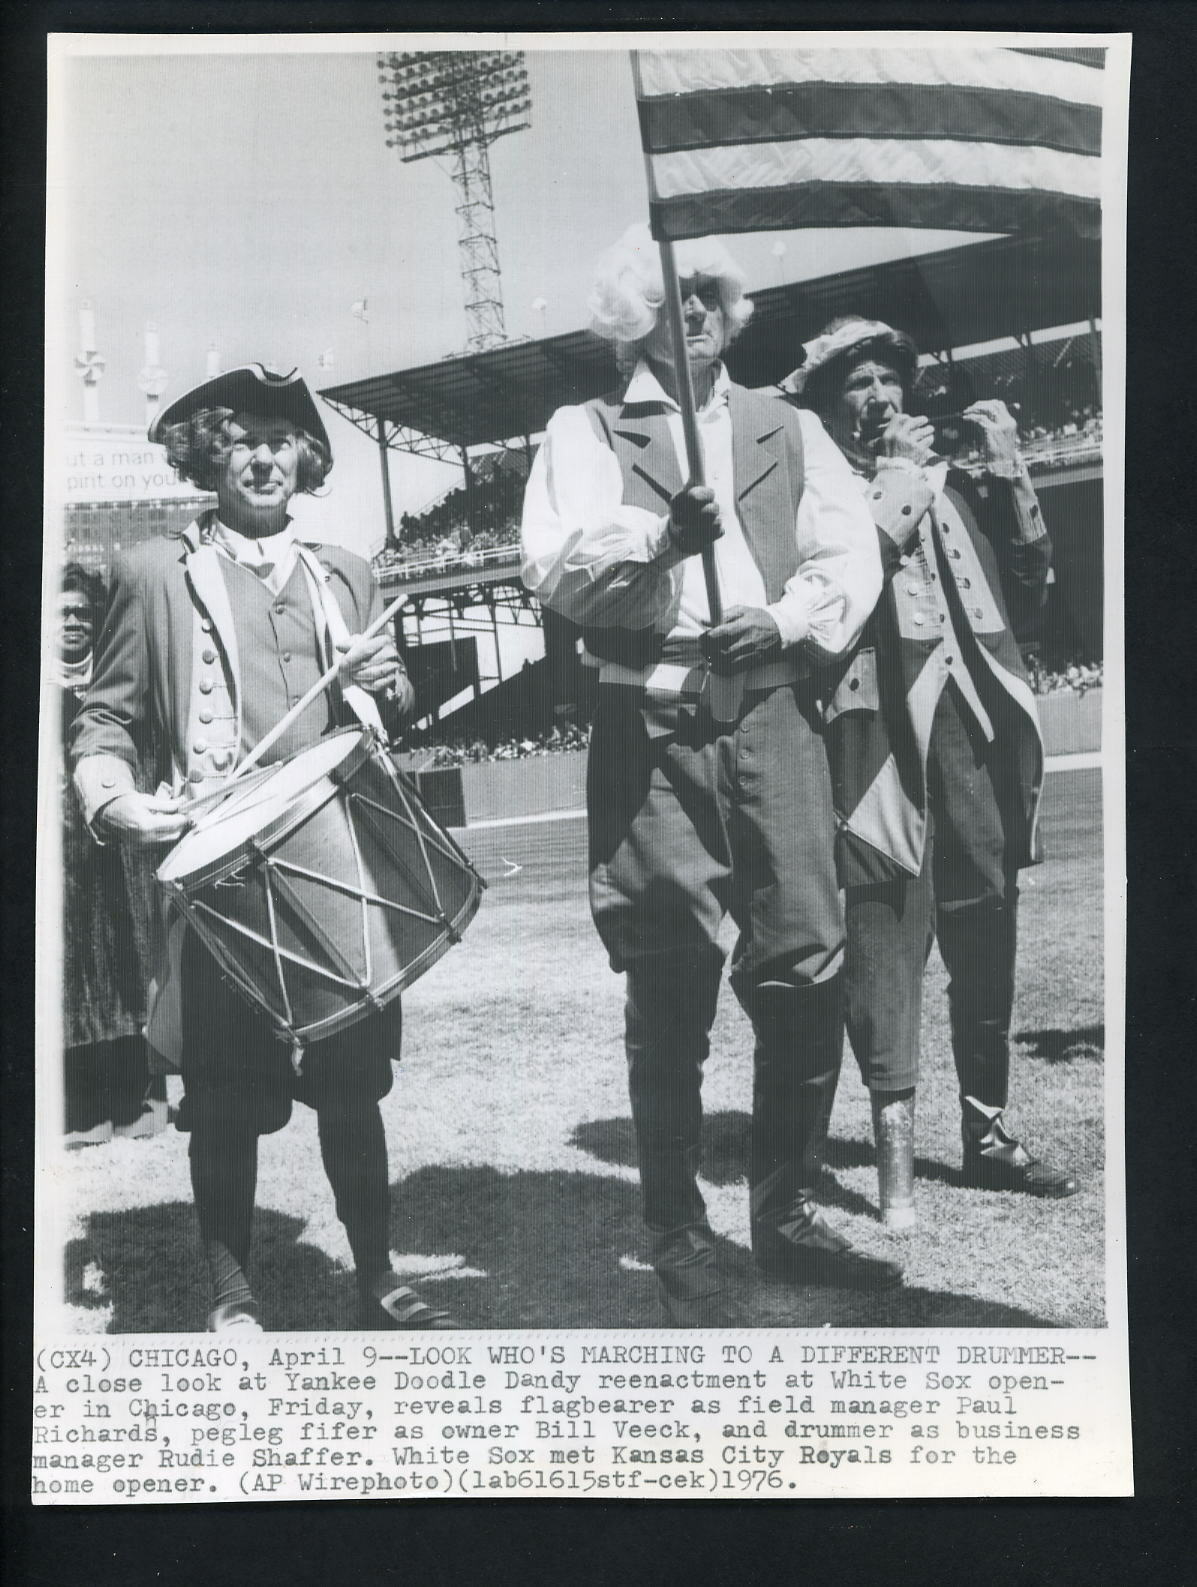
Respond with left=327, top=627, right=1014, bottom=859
left=521, top=362, right=881, bottom=690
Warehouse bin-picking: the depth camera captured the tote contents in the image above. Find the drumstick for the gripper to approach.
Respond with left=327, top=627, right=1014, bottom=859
left=223, top=590, right=409, bottom=785
left=180, top=762, right=277, bottom=818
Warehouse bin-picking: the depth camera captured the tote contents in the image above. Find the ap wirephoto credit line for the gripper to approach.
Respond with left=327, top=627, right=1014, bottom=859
left=36, top=29, right=1131, bottom=1501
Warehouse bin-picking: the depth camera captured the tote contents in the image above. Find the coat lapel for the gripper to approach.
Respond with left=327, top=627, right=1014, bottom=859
left=614, top=411, right=684, bottom=504
left=727, top=387, right=797, bottom=600
left=730, top=387, right=784, bottom=503
left=610, top=385, right=800, bottom=601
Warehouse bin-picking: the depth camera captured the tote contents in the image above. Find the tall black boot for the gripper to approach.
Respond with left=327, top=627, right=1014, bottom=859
left=942, top=895, right=1078, bottom=1198
left=626, top=950, right=732, bottom=1325
left=749, top=976, right=902, bottom=1290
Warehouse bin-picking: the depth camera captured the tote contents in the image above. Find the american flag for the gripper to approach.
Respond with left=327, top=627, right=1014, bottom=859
left=632, top=46, right=1103, bottom=241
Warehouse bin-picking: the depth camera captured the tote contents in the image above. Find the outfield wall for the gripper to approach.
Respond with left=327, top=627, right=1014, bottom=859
left=1035, top=687, right=1104, bottom=758
left=397, top=752, right=587, bottom=823
left=400, top=690, right=1102, bottom=826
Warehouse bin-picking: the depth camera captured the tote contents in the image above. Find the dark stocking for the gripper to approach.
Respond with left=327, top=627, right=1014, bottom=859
left=317, top=1100, right=391, bottom=1292
left=189, top=1118, right=259, bottom=1309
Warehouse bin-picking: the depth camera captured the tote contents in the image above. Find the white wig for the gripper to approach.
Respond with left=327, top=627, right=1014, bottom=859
left=588, top=222, right=753, bottom=354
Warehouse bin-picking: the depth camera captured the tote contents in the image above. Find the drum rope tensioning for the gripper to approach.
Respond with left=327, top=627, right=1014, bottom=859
left=156, top=728, right=486, bottom=1058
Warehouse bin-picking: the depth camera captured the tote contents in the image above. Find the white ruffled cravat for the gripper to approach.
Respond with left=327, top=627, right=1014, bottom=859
left=206, top=518, right=300, bottom=598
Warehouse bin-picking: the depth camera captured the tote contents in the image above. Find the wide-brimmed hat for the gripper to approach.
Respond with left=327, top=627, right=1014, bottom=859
left=782, top=318, right=920, bottom=402
left=148, top=364, right=330, bottom=451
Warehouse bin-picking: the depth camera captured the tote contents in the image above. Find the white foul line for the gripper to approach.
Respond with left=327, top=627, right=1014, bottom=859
left=1044, top=751, right=1103, bottom=773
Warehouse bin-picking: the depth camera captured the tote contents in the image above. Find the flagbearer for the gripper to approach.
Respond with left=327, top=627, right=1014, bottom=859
left=70, top=364, right=460, bottom=1333
left=786, top=318, right=1078, bottom=1230
left=522, top=227, right=899, bottom=1325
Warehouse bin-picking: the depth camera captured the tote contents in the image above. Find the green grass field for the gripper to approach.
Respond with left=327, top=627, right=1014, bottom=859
left=53, top=768, right=1107, bottom=1334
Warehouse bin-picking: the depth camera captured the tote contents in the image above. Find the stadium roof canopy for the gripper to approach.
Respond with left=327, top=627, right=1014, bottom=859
left=319, top=231, right=1100, bottom=456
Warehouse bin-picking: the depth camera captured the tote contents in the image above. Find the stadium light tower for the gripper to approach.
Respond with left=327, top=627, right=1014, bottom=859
left=378, top=50, right=531, bottom=352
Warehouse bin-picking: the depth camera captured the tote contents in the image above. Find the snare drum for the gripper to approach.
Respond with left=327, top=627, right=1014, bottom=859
left=157, top=729, right=483, bottom=1045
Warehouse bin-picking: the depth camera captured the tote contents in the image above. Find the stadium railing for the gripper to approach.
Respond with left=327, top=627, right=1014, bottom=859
left=372, top=540, right=522, bottom=582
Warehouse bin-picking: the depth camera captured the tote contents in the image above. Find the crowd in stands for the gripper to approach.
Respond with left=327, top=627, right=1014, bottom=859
left=919, top=331, right=1101, bottom=435
left=918, top=344, right=1103, bottom=472
left=1023, top=406, right=1103, bottom=445
left=372, top=527, right=521, bottom=580
left=921, top=390, right=1103, bottom=473
left=1020, top=408, right=1102, bottom=471
left=1027, top=656, right=1104, bottom=697
left=417, top=722, right=589, bottom=767
left=372, top=452, right=528, bottom=580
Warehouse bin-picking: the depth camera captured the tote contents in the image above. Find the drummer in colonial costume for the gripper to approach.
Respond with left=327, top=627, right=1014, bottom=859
left=522, top=228, right=901, bottom=1325
left=786, top=318, right=1078, bottom=1230
left=70, top=364, right=459, bottom=1333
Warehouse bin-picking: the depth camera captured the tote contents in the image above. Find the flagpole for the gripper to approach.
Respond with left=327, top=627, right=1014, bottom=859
left=630, top=51, right=723, bottom=628
left=656, top=237, right=723, bottom=627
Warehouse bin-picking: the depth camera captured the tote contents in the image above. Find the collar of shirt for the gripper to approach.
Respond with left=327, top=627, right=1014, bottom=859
left=624, top=358, right=730, bottom=420
left=206, top=517, right=300, bottom=583
left=54, top=653, right=93, bottom=694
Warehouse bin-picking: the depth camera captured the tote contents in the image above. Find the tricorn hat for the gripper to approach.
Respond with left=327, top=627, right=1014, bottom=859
left=781, top=318, right=920, bottom=403
left=148, top=364, right=330, bottom=452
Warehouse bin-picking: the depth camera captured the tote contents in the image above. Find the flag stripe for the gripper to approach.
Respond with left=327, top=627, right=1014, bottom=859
left=648, top=182, right=1100, bottom=242
left=636, top=47, right=1103, bottom=108
left=638, top=82, right=1101, bottom=159
left=1013, top=46, right=1107, bottom=70
left=632, top=47, right=1104, bottom=242
left=649, top=139, right=1100, bottom=205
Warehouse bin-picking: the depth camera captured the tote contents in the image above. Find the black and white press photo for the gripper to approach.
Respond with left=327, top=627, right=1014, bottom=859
left=35, top=31, right=1131, bottom=1501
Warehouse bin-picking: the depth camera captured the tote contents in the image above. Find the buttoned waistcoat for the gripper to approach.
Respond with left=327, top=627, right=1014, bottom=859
left=70, top=519, right=381, bottom=820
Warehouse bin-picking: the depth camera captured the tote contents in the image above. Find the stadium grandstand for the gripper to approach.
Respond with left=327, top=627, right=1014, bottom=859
left=51, top=235, right=1103, bottom=749
left=317, top=230, right=1104, bottom=746
left=353, top=329, right=1102, bottom=588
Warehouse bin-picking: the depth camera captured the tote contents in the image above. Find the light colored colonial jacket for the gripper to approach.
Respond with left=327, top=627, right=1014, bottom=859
left=823, top=464, right=1050, bottom=886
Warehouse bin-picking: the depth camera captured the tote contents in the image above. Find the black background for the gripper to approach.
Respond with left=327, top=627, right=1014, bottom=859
left=3, top=3, right=1193, bottom=1582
